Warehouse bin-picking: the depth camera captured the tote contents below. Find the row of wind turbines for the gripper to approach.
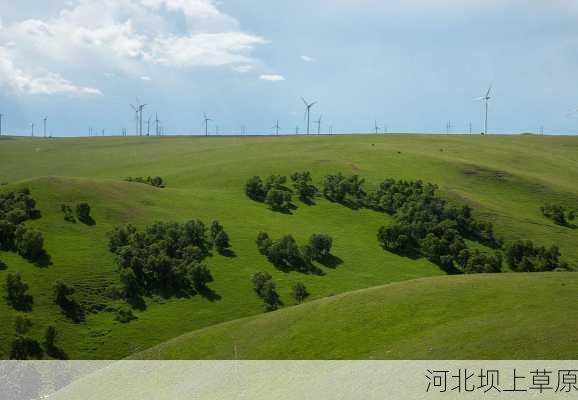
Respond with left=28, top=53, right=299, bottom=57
left=0, top=85, right=508, bottom=138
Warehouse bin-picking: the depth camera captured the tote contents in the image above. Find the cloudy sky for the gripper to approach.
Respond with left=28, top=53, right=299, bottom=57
left=1, top=0, right=577, bottom=136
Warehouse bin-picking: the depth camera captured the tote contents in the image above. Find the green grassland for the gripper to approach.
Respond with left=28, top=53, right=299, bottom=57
left=0, top=134, right=577, bottom=359
left=136, top=272, right=578, bottom=359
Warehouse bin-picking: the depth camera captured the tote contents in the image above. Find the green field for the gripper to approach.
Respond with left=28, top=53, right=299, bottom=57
left=0, top=134, right=577, bottom=360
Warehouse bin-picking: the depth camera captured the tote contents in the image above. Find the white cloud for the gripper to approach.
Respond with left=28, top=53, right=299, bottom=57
left=231, top=65, right=253, bottom=73
left=0, top=47, right=102, bottom=96
left=260, top=74, right=285, bottom=81
left=140, top=75, right=152, bottom=81
left=0, top=0, right=268, bottom=95
left=301, top=55, right=315, bottom=62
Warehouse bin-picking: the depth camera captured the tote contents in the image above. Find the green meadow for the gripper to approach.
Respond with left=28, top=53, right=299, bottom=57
left=0, top=134, right=577, bottom=359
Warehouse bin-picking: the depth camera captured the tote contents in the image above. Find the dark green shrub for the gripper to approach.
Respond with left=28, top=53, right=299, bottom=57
left=14, top=226, right=44, bottom=261
left=5, top=272, right=33, bottom=311
left=54, top=281, right=84, bottom=322
left=251, top=272, right=281, bottom=311
left=506, top=240, right=566, bottom=272
left=10, top=316, right=43, bottom=360
left=265, top=189, right=292, bottom=212
left=75, top=202, right=94, bottom=225
left=114, top=307, right=137, bottom=323
left=308, top=234, right=333, bottom=260
left=291, top=282, right=309, bottom=304
left=61, top=204, right=76, bottom=223
left=245, top=176, right=267, bottom=201
left=290, top=172, right=317, bottom=202
left=541, top=203, right=575, bottom=226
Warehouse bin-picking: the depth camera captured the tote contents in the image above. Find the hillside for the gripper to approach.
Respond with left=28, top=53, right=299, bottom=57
left=136, top=273, right=578, bottom=360
left=0, top=134, right=577, bottom=359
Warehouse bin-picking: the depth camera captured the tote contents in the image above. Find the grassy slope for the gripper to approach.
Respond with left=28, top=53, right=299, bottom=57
left=136, top=273, right=578, bottom=360
left=0, top=134, right=577, bottom=359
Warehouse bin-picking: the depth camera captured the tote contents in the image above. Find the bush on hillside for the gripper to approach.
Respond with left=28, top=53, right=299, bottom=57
left=14, top=226, right=45, bottom=262
left=290, top=172, right=317, bottom=203
left=125, top=176, right=165, bottom=188
left=541, top=203, right=575, bottom=227
left=251, top=272, right=282, bottom=311
left=54, top=281, right=84, bottom=322
left=61, top=204, right=76, bottom=223
left=308, top=234, right=333, bottom=261
left=246, top=175, right=294, bottom=212
left=75, top=202, right=94, bottom=225
left=322, top=173, right=366, bottom=207
left=5, top=272, right=33, bottom=311
left=291, top=282, right=309, bottom=304
left=10, top=316, right=43, bottom=360
left=506, top=240, right=568, bottom=272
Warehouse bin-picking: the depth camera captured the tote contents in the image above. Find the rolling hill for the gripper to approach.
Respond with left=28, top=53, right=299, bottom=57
left=0, top=134, right=577, bottom=359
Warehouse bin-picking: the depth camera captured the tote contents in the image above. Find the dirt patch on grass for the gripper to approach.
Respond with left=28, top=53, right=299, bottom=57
left=462, top=165, right=510, bottom=180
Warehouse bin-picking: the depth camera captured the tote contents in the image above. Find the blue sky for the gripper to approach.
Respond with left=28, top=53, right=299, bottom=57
left=0, top=0, right=577, bottom=136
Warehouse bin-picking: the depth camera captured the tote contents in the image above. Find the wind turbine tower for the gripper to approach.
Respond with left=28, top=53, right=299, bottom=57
left=203, top=113, right=212, bottom=136
left=31, top=123, right=34, bottom=137
left=43, top=117, right=48, bottom=138
left=301, top=97, right=317, bottom=135
left=475, top=85, right=492, bottom=135
left=272, top=120, right=281, bottom=136
left=374, top=120, right=381, bottom=135
left=314, top=114, right=323, bottom=135
left=0, top=113, right=3, bottom=136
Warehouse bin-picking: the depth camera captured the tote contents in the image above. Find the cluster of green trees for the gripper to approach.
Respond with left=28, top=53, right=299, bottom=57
left=245, top=172, right=319, bottom=211
left=370, top=179, right=502, bottom=273
left=0, top=189, right=48, bottom=264
left=322, top=173, right=366, bottom=208
left=125, top=176, right=165, bottom=188
left=506, top=240, right=568, bottom=272
left=108, top=219, right=229, bottom=303
left=9, top=316, right=66, bottom=360
left=541, top=203, right=575, bottom=227
left=256, top=232, right=333, bottom=273
left=60, top=202, right=94, bottom=225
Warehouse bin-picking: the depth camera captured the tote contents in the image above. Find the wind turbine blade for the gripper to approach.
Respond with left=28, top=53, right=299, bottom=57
left=310, top=101, right=317, bottom=108
left=301, top=97, right=308, bottom=106
left=486, top=84, right=492, bottom=98
left=473, top=96, right=485, bottom=101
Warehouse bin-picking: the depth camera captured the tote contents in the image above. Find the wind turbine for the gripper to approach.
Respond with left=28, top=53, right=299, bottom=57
left=272, top=120, right=281, bottom=136
left=314, top=114, right=323, bottom=135
left=30, top=123, right=34, bottom=137
left=203, top=113, right=212, bottom=136
left=475, top=85, right=492, bottom=135
left=0, top=113, right=3, bottom=136
left=43, top=116, right=48, bottom=138
left=301, top=97, right=317, bottom=135
left=155, top=113, right=160, bottom=136
left=374, top=120, right=381, bottom=135
left=146, top=116, right=151, bottom=136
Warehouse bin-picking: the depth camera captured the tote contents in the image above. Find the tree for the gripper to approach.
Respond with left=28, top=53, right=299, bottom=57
left=5, top=272, right=33, bottom=311
left=14, top=226, right=44, bottom=261
left=76, top=202, right=93, bottom=225
left=252, top=271, right=273, bottom=295
left=290, top=172, right=317, bottom=202
left=308, top=234, right=333, bottom=260
left=210, top=220, right=224, bottom=241
left=149, top=176, right=165, bottom=188
left=190, top=263, right=214, bottom=290
left=54, top=281, right=84, bottom=322
left=245, top=176, right=266, bottom=201
left=291, top=282, right=309, bottom=304
left=214, top=230, right=230, bottom=254
left=265, top=189, right=292, bottom=212
left=44, top=325, right=57, bottom=349
left=10, top=316, right=43, bottom=360
left=256, top=232, right=273, bottom=254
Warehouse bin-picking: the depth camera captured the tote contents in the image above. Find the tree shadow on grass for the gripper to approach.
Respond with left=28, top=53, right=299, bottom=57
left=46, top=345, right=69, bottom=360
left=197, top=286, right=221, bottom=302
left=318, top=254, right=343, bottom=269
left=78, top=216, right=96, bottom=226
left=218, top=248, right=237, bottom=258
left=33, top=252, right=52, bottom=268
